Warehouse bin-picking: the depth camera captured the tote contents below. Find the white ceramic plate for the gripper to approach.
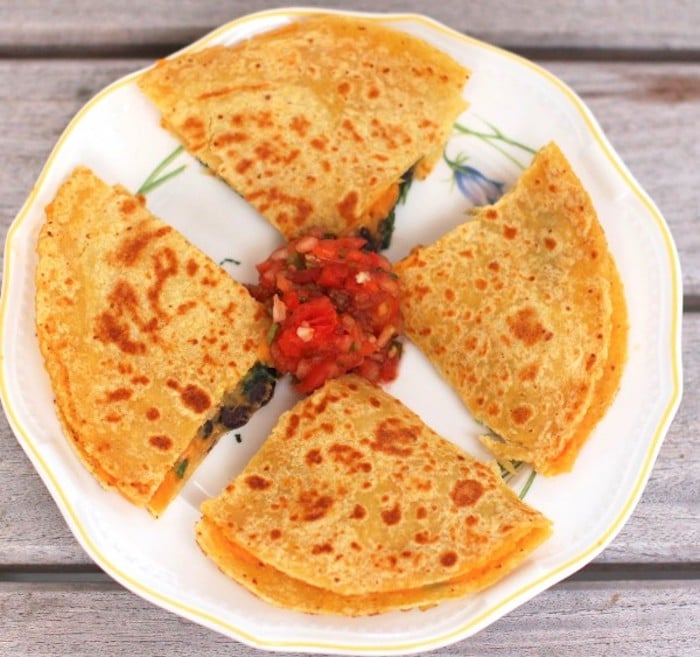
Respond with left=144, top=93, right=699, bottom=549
left=0, top=8, right=683, bottom=655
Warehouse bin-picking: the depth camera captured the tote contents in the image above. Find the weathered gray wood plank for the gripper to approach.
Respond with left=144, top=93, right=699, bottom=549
left=1, top=580, right=698, bottom=656
left=0, top=59, right=697, bottom=295
left=1, top=0, right=699, bottom=53
left=0, top=310, right=695, bottom=568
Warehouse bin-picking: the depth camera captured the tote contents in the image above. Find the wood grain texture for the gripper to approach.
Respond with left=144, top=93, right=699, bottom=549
left=0, top=312, right=695, bottom=568
left=1, top=0, right=699, bottom=52
left=1, top=580, right=698, bottom=656
left=0, top=59, right=698, bottom=295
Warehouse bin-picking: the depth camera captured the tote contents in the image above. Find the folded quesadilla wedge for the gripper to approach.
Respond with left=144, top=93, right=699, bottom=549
left=395, top=142, right=628, bottom=476
left=138, top=14, right=469, bottom=248
left=196, top=375, right=551, bottom=615
left=36, top=167, right=276, bottom=516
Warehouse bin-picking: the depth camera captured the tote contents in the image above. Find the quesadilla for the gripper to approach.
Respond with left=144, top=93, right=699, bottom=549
left=395, top=142, right=628, bottom=476
left=138, top=14, right=469, bottom=248
left=35, top=167, right=276, bottom=516
left=196, top=375, right=551, bottom=615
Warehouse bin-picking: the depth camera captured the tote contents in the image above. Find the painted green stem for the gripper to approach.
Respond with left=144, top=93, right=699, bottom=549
left=519, top=469, right=537, bottom=499
left=136, top=145, right=186, bottom=195
left=453, top=119, right=536, bottom=170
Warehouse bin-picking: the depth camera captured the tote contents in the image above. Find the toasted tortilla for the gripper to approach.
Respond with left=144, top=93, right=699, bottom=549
left=395, top=142, right=628, bottom=476
left=138, top=14, right=469, bottom=245
left=35, top=167, right=272, bottom=516
left=196, top=376, right=551, bottom=615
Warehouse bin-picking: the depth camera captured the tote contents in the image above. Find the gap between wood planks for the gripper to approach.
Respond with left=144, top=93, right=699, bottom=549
left=0, top=562, right=698, bottom=583
left=0, top=43, right=699, bottom=62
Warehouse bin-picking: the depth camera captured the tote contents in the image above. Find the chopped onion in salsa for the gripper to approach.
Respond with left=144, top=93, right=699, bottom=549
left=249, top=231, right=403, bottom=393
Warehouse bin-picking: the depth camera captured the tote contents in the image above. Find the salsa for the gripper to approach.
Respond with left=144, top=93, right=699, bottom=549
left=249, top=231, right=403, bottom=393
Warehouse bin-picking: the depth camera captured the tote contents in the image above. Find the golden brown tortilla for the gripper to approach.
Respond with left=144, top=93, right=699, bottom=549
left=35, top=167, right=271, bottom=515
left=395, top=142, right=628, bottom=476
left=138, top=14, right=469, bottom=244
left=196, top=375, right=551, bottom=615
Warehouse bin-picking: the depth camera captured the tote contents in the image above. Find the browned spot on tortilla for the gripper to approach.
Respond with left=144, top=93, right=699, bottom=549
left=129, top=481, right=150, bottom=494
left=149, top=435, right=172, bottom=451
left=586, top=353, right=597, bottom=371
left=341, top=119, right=363, bottom=143
left=115, top=226, right=171, bottom=266
left=212, top=131, right=248, bottom=146
left=450, top=479, right=484, bottom=507
left=518, top=363, right=540, bottom=381
left=120, top=199, right=137, bottom=215
left=351, top=504, right=367, bottom=520
left=511, top=405, right=533, bottom=425
left=310, top=137, right=327, bottom=151
left=311, top=542, right=333, bottom=555
left=305, top=448, right=323, bottom=465
left=254, top=143, right=274, bottom=161
left=146, top=407, right=160, bottom=421
left=146, top=247, right=179, bottom=319
left=381, top=503, right=401, bottom=526
left=440, top=551, right=458, bottom=567
left=544, top=237, right=557, bottom=250
left=197, top=87, right=236, bottom=101
left=284, top=413, right=301, bottom=440
left=270, top=529, right=282, bottom=540
left=290, top=115, right=311, bottom=136
left=370, top=419, right=418, bottom=457
left=328, top=443, right=371, bottom=474
left=95, top=312, right=146, bottom=355
left=414, top=530, right=436, bottom=544
left=369, top=396, right=381, bottom=408
left=235, top=158, right=254, bottom=174
left=298, top=490, right=333, bottom=522
left=131, top=375, right=149, bottom=385
left=503, top=225, right=518, bottom=239
left=337, top=190, right=359, bottom=223
left=416, top=506, right=427, bottom=519
left=507, top=307, right=553, bottom=346
left=247, top=187, right=313, bottom=228
left=246, top=475, right=271, bottom=490
left=180, top=384, right=211, bottom=413
left=105, top=387, right=132, bottom=402
left=488, top=261, right=500, bottom=272
left=184, top=259, right=198, bottom=277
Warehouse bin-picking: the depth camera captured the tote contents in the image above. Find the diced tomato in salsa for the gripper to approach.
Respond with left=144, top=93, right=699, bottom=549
left=249, top=231, right=403, bottom=393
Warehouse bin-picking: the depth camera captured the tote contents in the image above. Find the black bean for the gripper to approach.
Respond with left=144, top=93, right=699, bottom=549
left=245, top=377, right=276, bottom=406
left=200, top=419, right=213, bottom=438
left=219, top=404, right=252, bottom=429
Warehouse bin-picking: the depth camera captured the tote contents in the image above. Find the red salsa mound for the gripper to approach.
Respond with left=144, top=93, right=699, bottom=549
left=249, top=231, right=403, bottom=393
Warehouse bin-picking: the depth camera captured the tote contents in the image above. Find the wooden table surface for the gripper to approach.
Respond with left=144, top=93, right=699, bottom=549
left=1, top=1, right=698, bottom=655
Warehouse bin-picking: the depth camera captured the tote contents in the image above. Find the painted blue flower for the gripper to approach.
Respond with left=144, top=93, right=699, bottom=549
left=443, top=152, right=505, bottom=206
